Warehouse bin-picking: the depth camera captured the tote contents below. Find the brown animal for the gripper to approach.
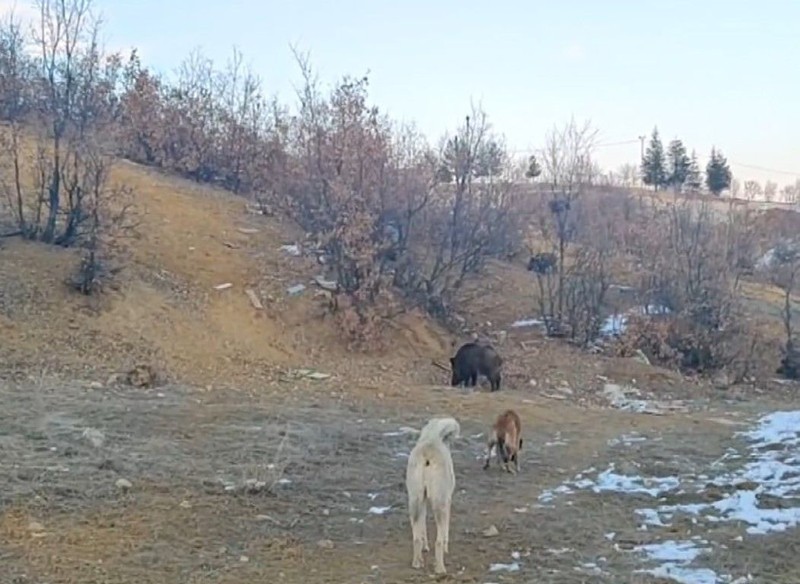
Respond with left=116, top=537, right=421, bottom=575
left=483, top=409, right=523, bottom=474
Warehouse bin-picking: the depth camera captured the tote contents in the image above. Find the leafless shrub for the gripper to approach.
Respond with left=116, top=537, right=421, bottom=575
left=66, top=149, right=138, bottom=295
left=279, top=52, right=402, bottom=348
left=392, top=106, right=522, bottom=322
left=766, top=242, right=800, bottom=378
left=527, top=118, right=604, bottom=340
left=562, top=217, right=615, bottom=347
left=623, top=195, right=759, bottom=375
left=0, top=0, right=131, bottom=257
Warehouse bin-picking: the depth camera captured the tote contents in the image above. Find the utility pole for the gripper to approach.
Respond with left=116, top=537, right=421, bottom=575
left=638, top=135, right=646, bottom=187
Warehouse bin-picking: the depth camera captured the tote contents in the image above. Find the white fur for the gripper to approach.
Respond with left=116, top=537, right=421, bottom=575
left=405, top=417, right=460, bottom=574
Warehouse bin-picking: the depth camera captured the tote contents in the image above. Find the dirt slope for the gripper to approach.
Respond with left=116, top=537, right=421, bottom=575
left=0, top=159, right=450, bottom=389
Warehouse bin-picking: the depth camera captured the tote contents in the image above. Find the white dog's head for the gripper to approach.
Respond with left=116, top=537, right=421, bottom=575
left=418, top=416, right=461, bottom=444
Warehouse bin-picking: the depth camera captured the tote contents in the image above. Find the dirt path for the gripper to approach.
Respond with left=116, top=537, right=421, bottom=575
left=0, top=378, right=794, bottom=583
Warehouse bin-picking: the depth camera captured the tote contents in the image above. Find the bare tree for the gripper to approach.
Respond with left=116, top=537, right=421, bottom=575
left=0, top=11, right=33, bottom=235
left=743, top=180, right=762, bottom=201
left=764, top=180, right=778, bottom=202
left=0, top=0, right=124, bottom=246
left=729, top=178, right=741, bottom=199
left=617, top=163, right=638, bottom=188
left=768, top=243, right=800, bottom=378
left=781, top=182, right=799, bottom=204
left=625, top=195, right=758, bottom=374
left=536, top=117, right=598, bottom=330
left=400, top=106, right=520, bottom=319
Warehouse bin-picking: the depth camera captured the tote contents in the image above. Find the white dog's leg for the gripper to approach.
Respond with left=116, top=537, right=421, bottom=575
left=433, top=501, right=450, bottom=574
left=409, top=496, right=427, bottom=569
left=420, top=502, right=429, bottom=551
left=411, top=514, right=425, bottom=569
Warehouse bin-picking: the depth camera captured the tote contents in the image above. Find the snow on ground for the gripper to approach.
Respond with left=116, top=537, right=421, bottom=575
left=599, top=304, right=671, bottom=337
left=537, top=410, right=800, bottom=583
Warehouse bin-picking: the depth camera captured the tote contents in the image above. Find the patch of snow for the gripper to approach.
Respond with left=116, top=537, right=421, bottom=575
left=593, top=466, right=680, bottom=496
left=545, top=439, right=569, bottom=447
left=638, top=564, right=725, bottom=584
left=637, top=540, right=705, bottom=563
left=280, top=244, right=301, bottom=256
left=539, top=463, right=679, bottom=504
left=537, top=412, right=799, bottom=581
left=382, top=427, right=418, bottom=437
left=600, top=304, right=671, bottom=337
left=368, top=506, right=391, bottom=515
left=636, top=507, right=667, bottom=527
left=545, top=547, right=572, bottom=555
left=632, top=540, right=731, bottom=584
left=608, top=432, right=647, bottom=447
left=600, top=313, right=628, bottom=336
left=488, top=562, right=520, bottom=573
left=510, top=318, right=543, bottom=328
left=644, top=410, right=800, bottom=535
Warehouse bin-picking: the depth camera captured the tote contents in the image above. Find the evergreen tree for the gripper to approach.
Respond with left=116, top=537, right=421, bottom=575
left=685, top=150, right=703, bottom=193
left=705, top=147, right=732, bottom=196
left=641, top=127, right=667, bottom=190
left=666, top=138, right=691, bottom=191
left=474, top=139, right=506, bottom=178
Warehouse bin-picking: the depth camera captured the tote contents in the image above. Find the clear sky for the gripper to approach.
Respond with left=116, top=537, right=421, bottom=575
left=3, top=0, right=799, bottom=188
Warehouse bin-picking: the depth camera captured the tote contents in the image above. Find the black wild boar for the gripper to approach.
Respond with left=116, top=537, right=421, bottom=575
left=527, top=252, right=557, bottom=275
left=450, top=342, right=503, bottom=392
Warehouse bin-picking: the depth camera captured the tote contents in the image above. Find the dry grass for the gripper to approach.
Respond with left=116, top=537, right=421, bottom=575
left=0, top=157, right=450, bottom=389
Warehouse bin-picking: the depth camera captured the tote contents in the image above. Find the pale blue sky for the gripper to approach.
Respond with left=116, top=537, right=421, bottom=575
left=4, top=0, right=799, bottom=187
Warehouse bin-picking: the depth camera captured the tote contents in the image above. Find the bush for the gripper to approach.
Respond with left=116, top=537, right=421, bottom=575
left=618, top=197, right=759, bottom=375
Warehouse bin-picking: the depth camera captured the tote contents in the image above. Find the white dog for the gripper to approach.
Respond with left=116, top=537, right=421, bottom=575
left=405, top=416, right=460, bottom=574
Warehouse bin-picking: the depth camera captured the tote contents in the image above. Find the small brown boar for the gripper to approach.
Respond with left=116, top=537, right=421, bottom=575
left=483, top=409, right=522, bottom=474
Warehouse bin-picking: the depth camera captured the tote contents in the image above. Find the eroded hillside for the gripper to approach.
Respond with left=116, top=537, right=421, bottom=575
left=0, top=159, right=456, bottom=389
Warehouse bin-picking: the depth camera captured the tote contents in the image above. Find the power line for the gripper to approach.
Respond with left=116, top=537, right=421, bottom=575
left=729, top=161, right=800, bottom=178
left=507, top=138, right=639, bottom=156
left=506, top=137, right=800, bottom=180
left=596, top=139, right=640, bottom=148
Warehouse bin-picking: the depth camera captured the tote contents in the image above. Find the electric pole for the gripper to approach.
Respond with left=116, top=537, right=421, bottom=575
left=638, top=135, right=646, bottom=187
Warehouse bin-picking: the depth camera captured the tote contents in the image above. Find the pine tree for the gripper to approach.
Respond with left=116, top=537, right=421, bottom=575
left=685, top=150, right=702, bottom=193
left=666, top=139, right=690, bottom=191
left=641, top=127, right=667, bottom=191
left=705, top=147, right=732, bottom=196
